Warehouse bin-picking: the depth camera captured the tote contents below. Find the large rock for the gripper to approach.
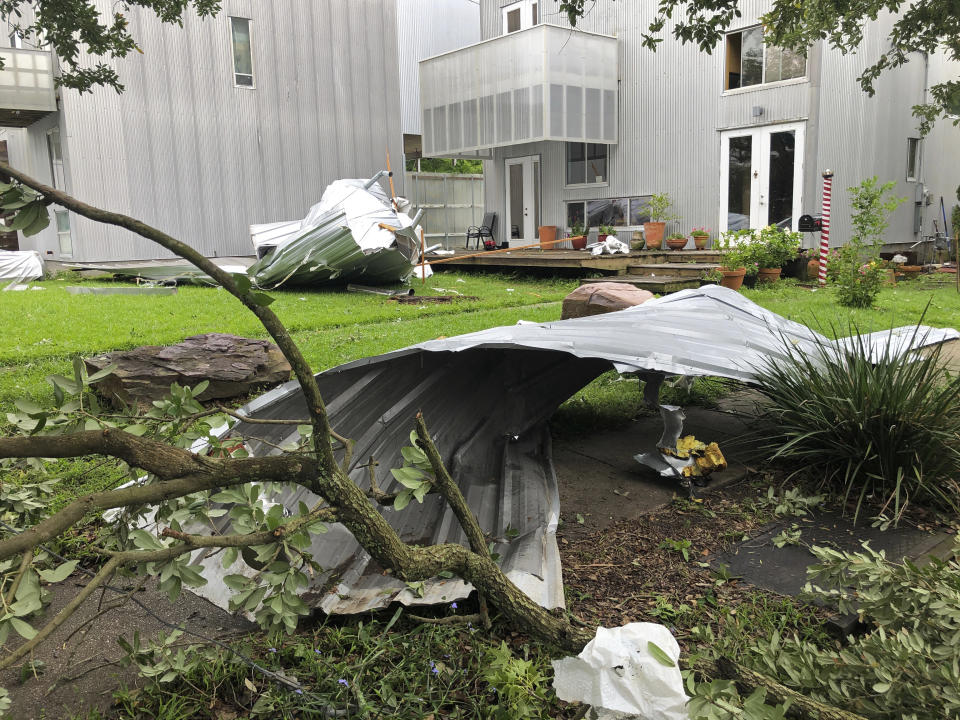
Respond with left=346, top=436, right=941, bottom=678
left=561, top=282, right=655, bottom=319
left=85, top=333, right=292, bottom=404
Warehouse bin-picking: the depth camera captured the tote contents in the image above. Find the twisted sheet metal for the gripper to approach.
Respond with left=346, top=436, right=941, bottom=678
left=187, top=285, right=958, bottom=615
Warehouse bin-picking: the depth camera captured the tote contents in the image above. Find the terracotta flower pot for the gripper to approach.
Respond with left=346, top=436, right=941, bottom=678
left=666, top=237, right=687, bottom=250
left=806, top=258, right=821, bottom=282
left=644, top=221, right=665, bottom=250
left=692, top=234, right=708, bottom=250
left=720, top=267, right=746, bottom=291
left=569, top=235, right=588, bottom=250
left=757, top=267, right=782, bottom=283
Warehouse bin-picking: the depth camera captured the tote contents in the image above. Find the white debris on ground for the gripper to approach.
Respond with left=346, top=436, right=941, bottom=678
left=552, top=623, right=689, bottom=720
left=0, top=249, right=44, bottom=289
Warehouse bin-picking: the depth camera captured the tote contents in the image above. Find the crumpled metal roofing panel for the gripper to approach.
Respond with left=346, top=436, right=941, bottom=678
left=187, top=285, right=958, bottom=615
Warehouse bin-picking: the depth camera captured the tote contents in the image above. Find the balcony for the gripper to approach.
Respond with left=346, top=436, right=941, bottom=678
left=419, top=24, right=618, bottom=156
left=0, top=48, right=56, bottom=127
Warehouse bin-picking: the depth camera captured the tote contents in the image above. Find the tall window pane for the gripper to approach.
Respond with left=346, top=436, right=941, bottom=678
left=231, top=17, right=253, bottom=87
left=586, top=143, right=607, bottom=183
left=566, top=142, right=586, bottom=185
left=740, top=27, right=763, bottom=87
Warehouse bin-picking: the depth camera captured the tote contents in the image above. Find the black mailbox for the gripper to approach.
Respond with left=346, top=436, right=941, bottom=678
left=798, top=214, right=822, bottom=232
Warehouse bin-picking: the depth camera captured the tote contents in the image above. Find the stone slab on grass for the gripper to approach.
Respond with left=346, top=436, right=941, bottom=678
left=561, top=282, right=654, bottom=319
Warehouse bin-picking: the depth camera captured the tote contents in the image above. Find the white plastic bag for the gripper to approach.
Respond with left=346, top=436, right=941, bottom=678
left=552, top=622, right=688, bottom=719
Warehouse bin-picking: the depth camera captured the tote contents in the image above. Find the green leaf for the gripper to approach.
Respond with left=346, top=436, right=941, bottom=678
left=14, top=399, right=43, bottom=415
left=47, top=374, right=81, bottom=395
left=647, top=641, right=676, bottom=667
left=23, top=209, right=51, bottom=237
left=231, top=272, right=252, bottom=294
left=249, top=291, right=275, bottom=307
left=125, top=424, right=148, bottom=437
left=223, top=574, right=250, bottom=591
left=222, top=547, right=238, bottom=569
left=191, top=380, right=209, bottom=396
left=9, top=617, right=36, bottom=640
left=129, top=529, right=164, bottom=550
left=37, top=560, right=78, bottom=583
left=393, top=489, right=413, bottom=511
left=86, top=363, right=117, bottom=383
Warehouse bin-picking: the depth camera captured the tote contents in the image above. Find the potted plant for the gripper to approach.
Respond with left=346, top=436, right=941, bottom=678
left=754, top=225, right=802, bottom=283
left=598, top=224, right=616, bottom=243
left=666, top=232, right=688, bottom=250
left=642, top=193, right=680, bottom=250
left=715, top=230, right=755, bottom=291
left=690, top=227, right=709, bottom=250
left=568, top=222, right=587, bottom=250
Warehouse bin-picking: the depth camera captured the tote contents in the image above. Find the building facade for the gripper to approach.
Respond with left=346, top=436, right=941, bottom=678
left=419, top=0, right=960, bottom=250
left=0, top=0, right=479, bottom=262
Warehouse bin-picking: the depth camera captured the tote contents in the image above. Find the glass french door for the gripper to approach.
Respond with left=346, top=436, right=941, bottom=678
left=505, top=155, right=541, bottom=243
left=719, top=123, right=804, bottom=232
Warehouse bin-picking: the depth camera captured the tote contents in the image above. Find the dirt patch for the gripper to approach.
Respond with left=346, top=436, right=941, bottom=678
left=4, top=578, right=253, bottom=720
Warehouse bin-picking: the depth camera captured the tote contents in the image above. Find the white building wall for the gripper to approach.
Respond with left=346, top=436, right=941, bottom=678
left=13, top=0, right=405, bottom=262
left=397, top=0, right=481, bottom=136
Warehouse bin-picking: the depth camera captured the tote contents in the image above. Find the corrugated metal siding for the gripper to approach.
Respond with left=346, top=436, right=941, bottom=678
left=815, top=12, right=927, bottom=246
left=915, top=50, right=960, bottom=238
left=479, top=0, right=943, bottom=249
left=44, top=0, right=404, bottom=262
left=397, top=0, right=481, bottom=136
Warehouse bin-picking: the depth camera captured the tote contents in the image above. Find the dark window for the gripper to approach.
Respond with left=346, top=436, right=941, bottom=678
left=566, top=202, right=585, bottom=229
left=725, top=27, right=805, bottom=90
left=566, top=142, right=608, bottom=185
left=906, top=138, right=920, bottom=181
left=231, top=17, right=254, bottom=87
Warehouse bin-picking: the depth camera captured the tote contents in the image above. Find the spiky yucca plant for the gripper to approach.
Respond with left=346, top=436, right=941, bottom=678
left=753, top=326, right=960, bottom=523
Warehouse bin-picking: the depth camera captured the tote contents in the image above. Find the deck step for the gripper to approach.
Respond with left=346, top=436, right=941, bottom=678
left=579, top=274, right=700, bottom=294
left=627, top=262, right=721, bottom=278
left=634, top=250, right=722, bottom=264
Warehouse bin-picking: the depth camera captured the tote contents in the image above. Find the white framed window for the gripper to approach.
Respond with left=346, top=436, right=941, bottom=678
left=9, top=31, right=23, bottom=48
left=724, top=26, right=805, bottom=91
left=502, top=0, right=539, bottom=34
left=566, top=196, right=653, bottom=230
left=230, top=17, right=254, bottom=88
left=565, top=142, right=608, bottom=187
left=906, top=138, right=921, bottom=181
left=46, top=129, right=72, bottom=257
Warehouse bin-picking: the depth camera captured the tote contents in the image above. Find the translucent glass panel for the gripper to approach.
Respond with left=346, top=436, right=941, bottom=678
left=420, top=24, right=618, bottom=155
left=230, top=17, right=253, bottom=87
left=0, top=48, right=55, bottom=112
left=727, top=136, right=752, bottom=229
left=768, top=130, right=795, bottom=227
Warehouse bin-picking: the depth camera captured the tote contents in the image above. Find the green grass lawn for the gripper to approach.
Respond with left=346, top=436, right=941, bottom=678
left=0, top=272, right=575, bottom=410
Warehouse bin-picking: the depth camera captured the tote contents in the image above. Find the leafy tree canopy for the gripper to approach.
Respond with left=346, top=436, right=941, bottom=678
left=0, top=0, right=221, bottom=92
left=559, top=0, right=960, bottom=133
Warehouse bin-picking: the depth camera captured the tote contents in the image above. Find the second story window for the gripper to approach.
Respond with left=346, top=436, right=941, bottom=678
left=566, top=142, right=608, bottom=186
left=906, top=138, right=920, bottom=181
left=502, top=0, right=538, bottom=34
left=230, top=17, right=254, bottom=87
left=725, top=27, right=805, bottom=91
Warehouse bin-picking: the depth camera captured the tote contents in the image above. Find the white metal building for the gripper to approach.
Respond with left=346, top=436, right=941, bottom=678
left=0, top=0, right=479, bottom=262
left=419, top=0, right=960, bottom=250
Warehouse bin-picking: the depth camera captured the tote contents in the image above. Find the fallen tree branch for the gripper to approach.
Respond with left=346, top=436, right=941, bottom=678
left=0, top=451, right=315, bottom=563
left=408, top=612, right=483, bottom=626
left=704, top=657, right=870, bottom=720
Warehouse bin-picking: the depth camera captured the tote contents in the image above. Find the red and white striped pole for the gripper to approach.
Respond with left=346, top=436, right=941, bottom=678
left=818, top=170, right=833, bottom=286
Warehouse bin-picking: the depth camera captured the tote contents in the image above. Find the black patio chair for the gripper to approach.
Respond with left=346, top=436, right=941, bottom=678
left=466, top=212, right=497, bottom=249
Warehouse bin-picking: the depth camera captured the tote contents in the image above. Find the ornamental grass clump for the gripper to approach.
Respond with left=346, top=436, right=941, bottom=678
left=753, top=324, right=960, bottom=523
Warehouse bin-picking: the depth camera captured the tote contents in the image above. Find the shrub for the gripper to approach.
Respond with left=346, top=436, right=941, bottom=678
left=752, top=324, right=960, bottom=522
left=717, top=230, right=759, bottom=276
left=833, top=177, right=904, bottom=308
left=753, top=225, right=801, bottom=268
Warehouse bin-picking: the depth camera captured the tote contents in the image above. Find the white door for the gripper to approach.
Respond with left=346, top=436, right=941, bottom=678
left=719, top=123, right=805, bottom=233
left=505, top=156, right=541, bottom=244
left=502, top=0, right=539, bottom=33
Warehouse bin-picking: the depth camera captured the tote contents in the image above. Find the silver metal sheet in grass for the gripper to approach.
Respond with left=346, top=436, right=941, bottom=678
left=188, top=285, right=958, bottom=615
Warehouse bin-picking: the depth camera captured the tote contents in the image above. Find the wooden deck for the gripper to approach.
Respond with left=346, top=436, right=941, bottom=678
left=428, top=247, right=724, bottom=293
left=428, top=247, right=722, bottom=275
